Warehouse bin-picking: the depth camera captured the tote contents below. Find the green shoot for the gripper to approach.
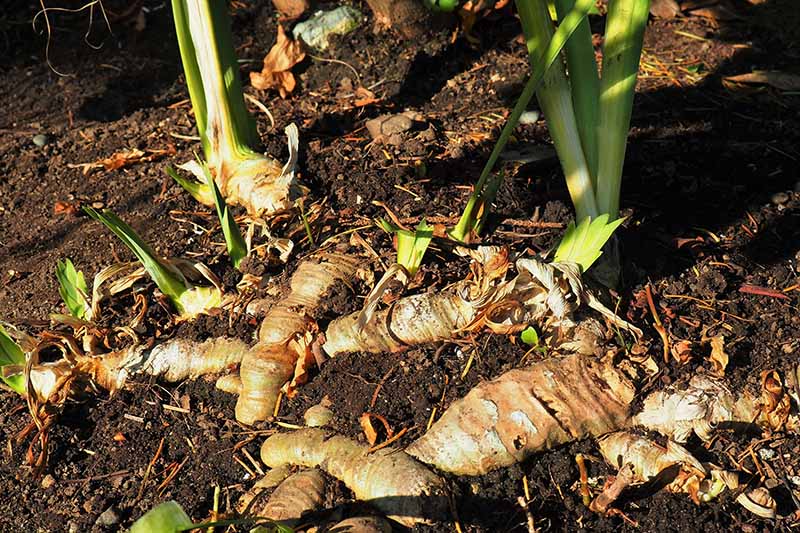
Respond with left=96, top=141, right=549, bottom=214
left=449, top=0, right=596, bottom=243
left=0, top=324, right=25, bottom=395
left=553, top=0, right=600, bottom=183
left=130, top=501, right=192, bottom=533
left=130, top=500, right=296, bottom=533
left=55, top=258, right=91, bottom=320
left=205, top=162, right=248, bottom=269
left=298, top=198, right=315, bottom=246
left=379, top=219, right=434, bottom=276
left=85, top=207, right=222, bottom=319
left=553, top=214, right=625, bottom=272
left=171, top=0, right=296, bottom=217
left=166, top=166, right=213, bottom=206
left=172, top=0, right=256, bottom=165
left=595, top=0, right=650, bottom=219
left=517, top=0, right=599, bottom=223
left=520, top=326, right=540, bottom=346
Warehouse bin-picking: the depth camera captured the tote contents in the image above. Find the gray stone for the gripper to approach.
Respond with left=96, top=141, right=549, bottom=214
left=293, top=6, right=361, bottom=51
left=32, top=134, right=49, bottom=147
left=518, top=110, right=540, bottom=125
left=770, top=191, right=789, bottom=205
left=96, top=506, right=120, bottom=527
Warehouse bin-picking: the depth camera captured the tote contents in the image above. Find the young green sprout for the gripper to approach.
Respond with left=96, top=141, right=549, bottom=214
left=554, top=214, right=625, bottom=273
left=378, top=218, right=434, bottom=277
left=0, top=324, right=26, bottom=395
left=170, top=0, right=300, bottom=217
left=170, top=160, right=249, bottom=269
left=206, top=162, right=248, bottom=269
left=131, top=500, right=297, bottom=533
left=130, top=501, right=192, bottom=533
left=55, top=258, right=91, bottom=320
left=84, top=207, right=223, bottom=320
left=356, top=219, right=434, bottom=330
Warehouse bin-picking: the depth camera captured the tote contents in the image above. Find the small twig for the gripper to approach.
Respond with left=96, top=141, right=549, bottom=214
left=137, top=437, right=164, bottom=501
left=575, top=454, right=592, bottom=507
left=367, top=427, right=409, bottom=453
left=645, top=285, right=670, bottom=363
left=517, top=496, right=537, bottom=533
left=64, top=469, right=130, bottom=483
left=739, top=284, right=790, bottom=300
left=233, top=454, right=256, bottom=478
left=241, top=447, right=265, bottom=476
left=157, top=456, right=189, bottom=495
left=369, top=364, right=398, bottom=409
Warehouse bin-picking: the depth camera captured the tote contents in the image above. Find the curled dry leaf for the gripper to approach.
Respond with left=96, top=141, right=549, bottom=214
left=709, top=335, right=728, bottom=376
left=250, top=25, right=306, bottom=98
left=702, top=471, right=777, bottom=518
left=738, top=487, right=777, bottom=519
left=760, top=370, right=791, bottom=431
left=631, top=373, right=798, bottom=442
left=69, top=146, right=176, bottom=175
left=359, top=412, right=380, bottom=446
left=671, top=339, right=693, bottom=364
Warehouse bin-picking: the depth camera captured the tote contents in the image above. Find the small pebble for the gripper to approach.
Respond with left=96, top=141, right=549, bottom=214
left=41, top=474, right=56, bottom=489
left=519, top=110, right=540, bottom=125
left=790, top=475, right=800, bottom=487
left=758, top=448, right=776, bottom=461
left=96, top=506, right=120, bottom=527
left=32, top=134, right=49, bottom=147
left=771, top=192, right=789, bottom=205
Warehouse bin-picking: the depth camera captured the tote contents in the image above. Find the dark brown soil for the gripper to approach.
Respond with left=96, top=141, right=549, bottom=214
left=2, top=0, right=800, bottom=531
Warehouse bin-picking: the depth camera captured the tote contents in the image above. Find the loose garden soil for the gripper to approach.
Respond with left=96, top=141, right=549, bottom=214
left=1, top=0, right=799, bottom=531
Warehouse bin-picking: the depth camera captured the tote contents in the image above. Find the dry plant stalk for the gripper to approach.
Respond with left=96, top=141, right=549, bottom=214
left=260, top=428, right=447, bottom=527
left=407, top=353, right=635, bottom=475
left=235, top=253, right=360, bottom=424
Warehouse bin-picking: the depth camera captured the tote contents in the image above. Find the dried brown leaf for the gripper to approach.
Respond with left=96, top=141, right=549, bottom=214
left=282, top=330, right=316, bottom=398
left=671, top=339, right=693, bottom=364
left=250, top=25, right=306, bottom=98
left=68, top=146, right=176, bottom=175
left=359, top=413, right=379, bottom=446
left=709, top=336, right=728, bottom=376
left=760, top=370, right=791, bottom=430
